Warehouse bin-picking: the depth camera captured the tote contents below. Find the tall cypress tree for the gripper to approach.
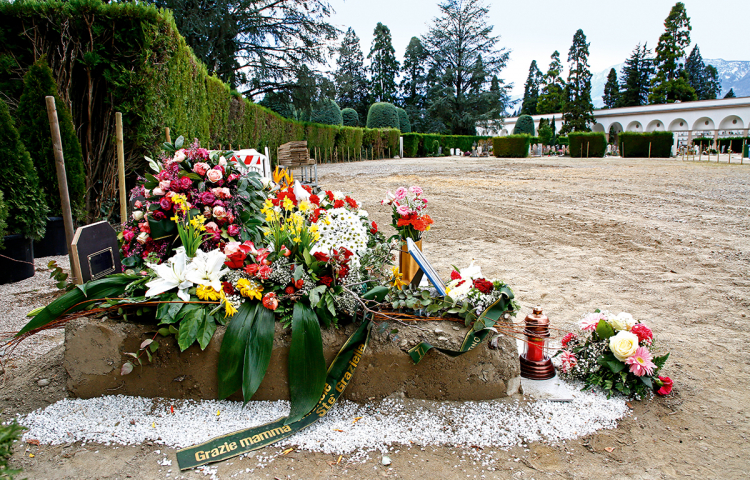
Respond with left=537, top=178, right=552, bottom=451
left=618, top=43, right=654, bottom=107
left=561, top=29, right=594, bottom=134
left=520, top=60, right=542, bottom=115
left=368, top=23, right=400, bottom=104
left=649, top=2, right=696, bottom=104
left=703, top=65, right=721, bottom=100
left=335, top=28, right=369, bottom=120
left=400, top=37, right=428, bottom=132
left=537, top=51, right=565, bottom=115
left=602, top=68, right=620, bottom=109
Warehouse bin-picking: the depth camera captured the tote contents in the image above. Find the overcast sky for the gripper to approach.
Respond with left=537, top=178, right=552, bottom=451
left=327, top=0, right=749, bottom=96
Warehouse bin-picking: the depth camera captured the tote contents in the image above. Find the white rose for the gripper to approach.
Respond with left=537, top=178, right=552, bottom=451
left=152, top=187, right=165, bottom=196
left=607, top=314, right=628, bottom=332
left=609, top=330, right=640, bottom=361
left=616, top=312, right=636, bottom=331
left=136, top=232, right=150, bottom=245
left=132, top=210, right=144, bottom=221
left=219, top=156, right=227, bottom=166
left=173, top=149, right=186, bottom=163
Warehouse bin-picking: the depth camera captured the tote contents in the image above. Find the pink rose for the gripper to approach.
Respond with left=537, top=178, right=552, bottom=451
left=159, top=180, right=171, bottom=191
left=123, top=230, right=135, bottom=242
left=205, top=221, right=219, bottom=232
left=152, top=187, right=165, bottom=196
left=193, top=162, right=210, bottom=176
left=227, top=224, right=240, bottom=237
left=212, top=206, right=227, bottom=222
left=211, top=187, right=231, bottom=199
left=134, top=200, right=143, bottom=209
left=173, top=149, right=187, bottom=163
left=224, top=241, right=242, bottom=256
left=206, top=168, right=223, bottom=183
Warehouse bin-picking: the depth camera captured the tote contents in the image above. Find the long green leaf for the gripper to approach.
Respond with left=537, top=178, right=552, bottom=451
left=178, top=308, right=203, bottom=351
left=241, top=305, right=276, bottom=404
left=286, top=303, right=326, bottom=424
left=196, top=314, right=217, bottom=350
left=217, top=302, right=258, bottom=399
left=17, top=275, right=140, bottom=336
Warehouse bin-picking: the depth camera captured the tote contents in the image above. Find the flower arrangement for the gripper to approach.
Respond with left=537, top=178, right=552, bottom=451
left=382, top=185, right=433, bottom=241
left=557, top=310, right=672, bottom=398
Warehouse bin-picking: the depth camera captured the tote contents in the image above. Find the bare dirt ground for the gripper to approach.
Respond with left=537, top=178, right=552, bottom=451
left=3, top=155, right=749, bottom=479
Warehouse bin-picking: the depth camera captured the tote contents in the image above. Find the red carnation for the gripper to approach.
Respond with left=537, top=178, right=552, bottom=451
left=370, top=221, right=378, bottom=234
left=561, top=332, right=577, bottom=348
left=656, top=376, right=673, bottom=396
left=345, top=196, right=358, bottom=209
left=244, top=263, right=259, bottom=276
left=309, top=194, right=320, bottom=205
left=258, top=265, right=273, bottom=280
left=472, top=278, right=494, bottom=294
left=302, top=185, right=312, bottom=194
left=326, top=191, right=335, bottom=201
left=334, top=199, right=345, bottom=208
left=631, top=323, right=653, bottom=345
left=450, top=270, right=462, bottom=281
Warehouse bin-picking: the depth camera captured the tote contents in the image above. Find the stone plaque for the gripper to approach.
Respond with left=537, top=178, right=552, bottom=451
left=70, top=221, right=122, bottom=284
left=406, top=238, right=446, bottom=295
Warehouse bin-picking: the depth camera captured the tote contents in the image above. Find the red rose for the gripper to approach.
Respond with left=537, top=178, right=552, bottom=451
left=313, top=252, right=330, bottom=263
left=222, top=281, right=235, bottom=295
left=370, top=221, right=378, bottom=234
left=472, top=278, right=494, bottom=294
left=224, top=249, right=247, bottom=269
left=262, top=292, right=279, bottom=311
left=227, top=224, right=240, bottom=237
left=656, top=376, right=673, bottom=396
left=159, top=197, right=173, bottom=211
left=244, top=263, right=259, bottom=276
left=337, top=264, right=350, bottom=279
left=561, top=332, right=577, bottom=348
left=334, top=199, right=344, bottom=208
left=309, top=194, right=320, bottom=205
left=631, top=323, right=653, bottom=345
left=319, top=275, right=333, bottom=287
left=285, top=286, right=296, bottom=295
left=450, top=270, right=462, bottom=281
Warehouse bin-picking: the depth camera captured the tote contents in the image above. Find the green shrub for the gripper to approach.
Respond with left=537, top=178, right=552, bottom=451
left=0, top=420, right=25, bottom=479
left=568, top=132, right=607, bottom=158
left=0, top=191, right=7, bottom=249
left=310, top=99, right=343, bottom=126
left=512, top=115, right=535, bottom=135
left=493, top=135, right=531, bottom=158
left=366, top=102, right=399, bottom=129
left=692, top=136, right=749, bottom=151
left=402, top=133, right=420, bottom=157
left=619, top=132, right=674, bottom=158
left=0, top=98, right=48, bottom=240
left=557, top=136, right=569, bottom=146
left=396, top=107, right=411, bottom=133
left=400, top=133, right=492, bottom=157
left=16, top=57, right=85, bottom=221
left=341, top=108, right=359, bottom=127
left=423, top=135, right=440, bottom=156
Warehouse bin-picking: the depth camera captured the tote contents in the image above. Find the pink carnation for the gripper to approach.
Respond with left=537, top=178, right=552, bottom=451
left=625, top=347, right=656, bottom=377
left=560, top=350, right=577, bottom=373
left=396, top=204, right=410, bottom=216
left=579, top=312, right=606, bottom=331
left=631, top=323, right=653, bottom=345
left=394, top=187, right=407, bottom=200
left=409, top=185, right=423, bottom=196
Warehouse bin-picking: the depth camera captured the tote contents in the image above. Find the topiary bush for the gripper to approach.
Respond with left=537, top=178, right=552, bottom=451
left=568, top=132, right=607, bottom=158
left=512, top=115, right=535, bottom=135
left=310, top=99, right=343, bottom=126
left=397, top=107, right=411, bottom=133
left=341, top=108, right=359, bottom=127
left=366, top=102, right=399, bottom=129
left=619, top=132, right=674, bottom=158
left=493, top=135, right=531, bottom=158
left=15, top=56, right=85, bottom=221
left=0, top=98, right=48, bottom=240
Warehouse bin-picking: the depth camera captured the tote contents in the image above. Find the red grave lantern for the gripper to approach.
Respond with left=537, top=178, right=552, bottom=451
left=519, top=306, right=556, bottom=380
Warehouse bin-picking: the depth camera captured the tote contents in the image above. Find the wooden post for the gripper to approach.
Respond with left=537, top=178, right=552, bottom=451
left=742, top=140, right=746, bottom=165
left=648, top=142, right=651, bottom=159
left=165, top=127, right=171, bottom=143
left=115, top=113, right=127, bottom=224
left=586, top=142, right=589, bottom=158
left=45, top=96, right=77, bottom=281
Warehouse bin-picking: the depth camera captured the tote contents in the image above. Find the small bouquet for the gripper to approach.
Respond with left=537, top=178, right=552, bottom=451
left=557, top=310, right=672, bottom=398
left=382, top=186, right=433, bottom=241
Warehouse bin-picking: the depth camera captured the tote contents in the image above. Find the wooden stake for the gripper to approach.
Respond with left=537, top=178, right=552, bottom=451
left=648, top=142, right=651, bottom=159
left=116, top=112, right=127, bottom=224
left=165, top=127, right=171, bottom=143
left=45, top=96, right=77, bottom=282
left=586, top=142, right=589, bottom=158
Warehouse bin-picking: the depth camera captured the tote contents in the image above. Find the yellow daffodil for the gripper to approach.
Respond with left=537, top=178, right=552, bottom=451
left=282, top=196, right=295, bottom=212
left=196, top=284, right=222, bottom=301
left=390, top=266, right=408, bottom=288
left=298, top=200, right=311, bottom=212
left=236, top=278, right=263, bottom=300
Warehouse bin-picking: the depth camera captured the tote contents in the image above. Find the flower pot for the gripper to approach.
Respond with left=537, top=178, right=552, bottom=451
left=33, top=217, right=68, bottom=257
left=0, top=234, right=35, bottom=284
left=399, top=239, right=422, bottom=286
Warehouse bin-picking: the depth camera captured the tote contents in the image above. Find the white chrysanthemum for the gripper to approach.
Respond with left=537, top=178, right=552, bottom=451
left=311, top=208, right=368, bottom=267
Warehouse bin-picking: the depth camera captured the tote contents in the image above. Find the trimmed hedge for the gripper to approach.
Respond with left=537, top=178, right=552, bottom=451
left=0, top=191, right=7, bottom=249
left=693, top=136, right=749, bottom=151
left=342, top=108, right=359, bottom=127
left=619, top=132, right=674, bottom=158
left=397, top=107, right=411, bottom=133
left=400, top=134, right=491, bottom=157
left=493, top=135, right=531, bottom=158
left=366, top=102, right=400, bottom=129
left=513, top=115, right=535, bottom=135
left=568, top=132, right=607, bottom=158
left=310, top=99, right=343, bottom=126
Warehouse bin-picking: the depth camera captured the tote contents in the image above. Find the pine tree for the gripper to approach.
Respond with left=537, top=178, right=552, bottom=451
left=400, top=37, right=429, bottom=132
left=704, top=65, right=721, bottom=100
left=334, top=28, right=369, bottom=121
left=537, top=51, right=565, bottom=115
left=603, top=68, right=620, bottom=109
left=724, top=88, right=735, bottom=99
left=16, top=57, right=85, bottom=221
left=368, top=23, right=400, bottom=104
left=520, top=60, right=542, bottom=115
left=685, top=45, right=707, bottom=99
left=561, top=29, right=594, bottom=134
left=618, top=43, right=655, bottom=107
left=649, top=2, right=697, bottom=104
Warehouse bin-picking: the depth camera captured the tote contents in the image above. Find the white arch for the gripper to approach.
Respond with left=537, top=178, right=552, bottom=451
left=719, top=115, right=744, bottom=130
left=692, top=116, right=715, bottom=131
left=592, top=123, right=605, bottom=132
left=646, top=119, right=665, bottom=132
left=668, top=118, right=688, bottom=131
left=627, top=120, right=643, bottom=132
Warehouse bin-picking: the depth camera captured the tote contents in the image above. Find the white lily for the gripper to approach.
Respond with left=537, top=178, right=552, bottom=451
left=185, top=249, right=228, bottom=292
left=145, top=250, right=192, bottom=302
left=293, top=180, right=311, bottom=202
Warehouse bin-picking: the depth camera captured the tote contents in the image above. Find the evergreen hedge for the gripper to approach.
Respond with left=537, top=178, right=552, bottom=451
left=619, top=132, right=674, bottom=158
left=397, top=107, right=411, bottom=133
left=0, top=98, right=48, bottom=240
left=341, top=108, right=359, bottom=127
left=0, top=191, right=7, bottom=249
left=568, top=132, right=607, bottom=158
left=493, top=135, right=531, bottom=158
left=310, top=99, right=343, bottom=126
left=513, top=115, right=535, bottom=135
left=16, top=57, right=86, bottom=220
left=692, top=136, right=749, bottom=151
left=400, top=133, right=491, bottom=157
left=366, top=102, right=400, bottom=129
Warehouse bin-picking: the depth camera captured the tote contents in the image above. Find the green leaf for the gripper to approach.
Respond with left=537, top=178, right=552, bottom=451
left=639, top=375, right=653, bottom=388
left=174, top=135, right=185, bottom=149
left=286, top=303, right=326, bottom=424
left=217, top=302, right=258, bottom=399
left=148, top=217, right=177, bottom=241
left=149, top=341, right=159, bottom=353
left=196, top=314, right=217, bottom=350
left=177, top=308, right=203, bottom=351
left=308, top=285, right=327, bottom=307
left=293, top=265, right=304, bottom=282
left=596, top=319, right=615, bottom=339
left=144, top=155, right=161, bottom=173
left=242, top=305, right=276, bottom=404
left=653, top=353, right=670, bottom=370
left=362, top=286, right=389, bottom=302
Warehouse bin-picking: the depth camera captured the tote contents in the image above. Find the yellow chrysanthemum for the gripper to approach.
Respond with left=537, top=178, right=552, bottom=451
left=236, top=278, right=263, bottom=300
left=196, top=284, right=222, bottom=301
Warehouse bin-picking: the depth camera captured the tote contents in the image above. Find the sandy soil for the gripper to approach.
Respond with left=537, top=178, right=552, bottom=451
left=2, top=155, right=749, bottom=479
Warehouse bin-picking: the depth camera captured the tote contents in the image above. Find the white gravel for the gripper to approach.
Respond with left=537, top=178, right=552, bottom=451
left=17, top=382, right=627, bottom=462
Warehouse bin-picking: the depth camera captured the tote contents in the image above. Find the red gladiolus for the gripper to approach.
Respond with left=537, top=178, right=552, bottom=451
left=334, top=199, right=345, bottom=208
left=224, top=250, right=247, bottom=269
left=262, top=292, right=279, bottom=310
left=656, top=376, right=673, bottom=395
left=309, top=194, right=320, bottom=205
left=345, top=196, right=358, bottom=209
left=302, top=185, right=312, bottom=194
left=326, top=191, right=334, bottom=201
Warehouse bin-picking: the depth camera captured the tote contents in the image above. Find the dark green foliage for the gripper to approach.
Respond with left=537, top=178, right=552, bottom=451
left=538, top=119, right=553, bottom=145
left=650, top=2, right=696, bottom=104
left=16, top=57, right=85, bottom=220
left=603, top=68, right=619, bottom=109
left=724, top=88, right=736, bottom=99
left=521, top=60, right=542, bottom=115
left=368, top=23, right=400, bottom=104
left=557, top=135, right=569, bottom=146
left=400, top=37, right=428, bottom=131
left=618, top=43, right=655, bottom=107
left=619, top=131, right=674, bottom=157
left=341, top=108, right=359, bottom=127
left=402, top=134, right=420, bottom=157
left=335, top=28, right=369, bottom=120
left=493, top=135, right=531, bottom=158
left=259, top=91, right=295, bottom=119
left=366, top=102, right=399, bottom=129
left=538, top=51, right=565, bottom=115
left=685, top=45, right=722, bottom=100
left=568, top=132, right=607, bottom=158
left=397, top=107, right=411, bottom=133
left=0, top=98, right=48, bottom=240
left=692, top=136, right=748, bottom=151
left=0, top=420, right=25, bottom=479
left=401, top=133, right=490, bottom=157
left=0, top=191, right=7, bottom=249
left=513, top=115, right=535, bottom=135
left=562, top=29, right=595, bottom=133
left=703, top=65, right=721, bottom=100
left=310, top=99, right=343, bottom=126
